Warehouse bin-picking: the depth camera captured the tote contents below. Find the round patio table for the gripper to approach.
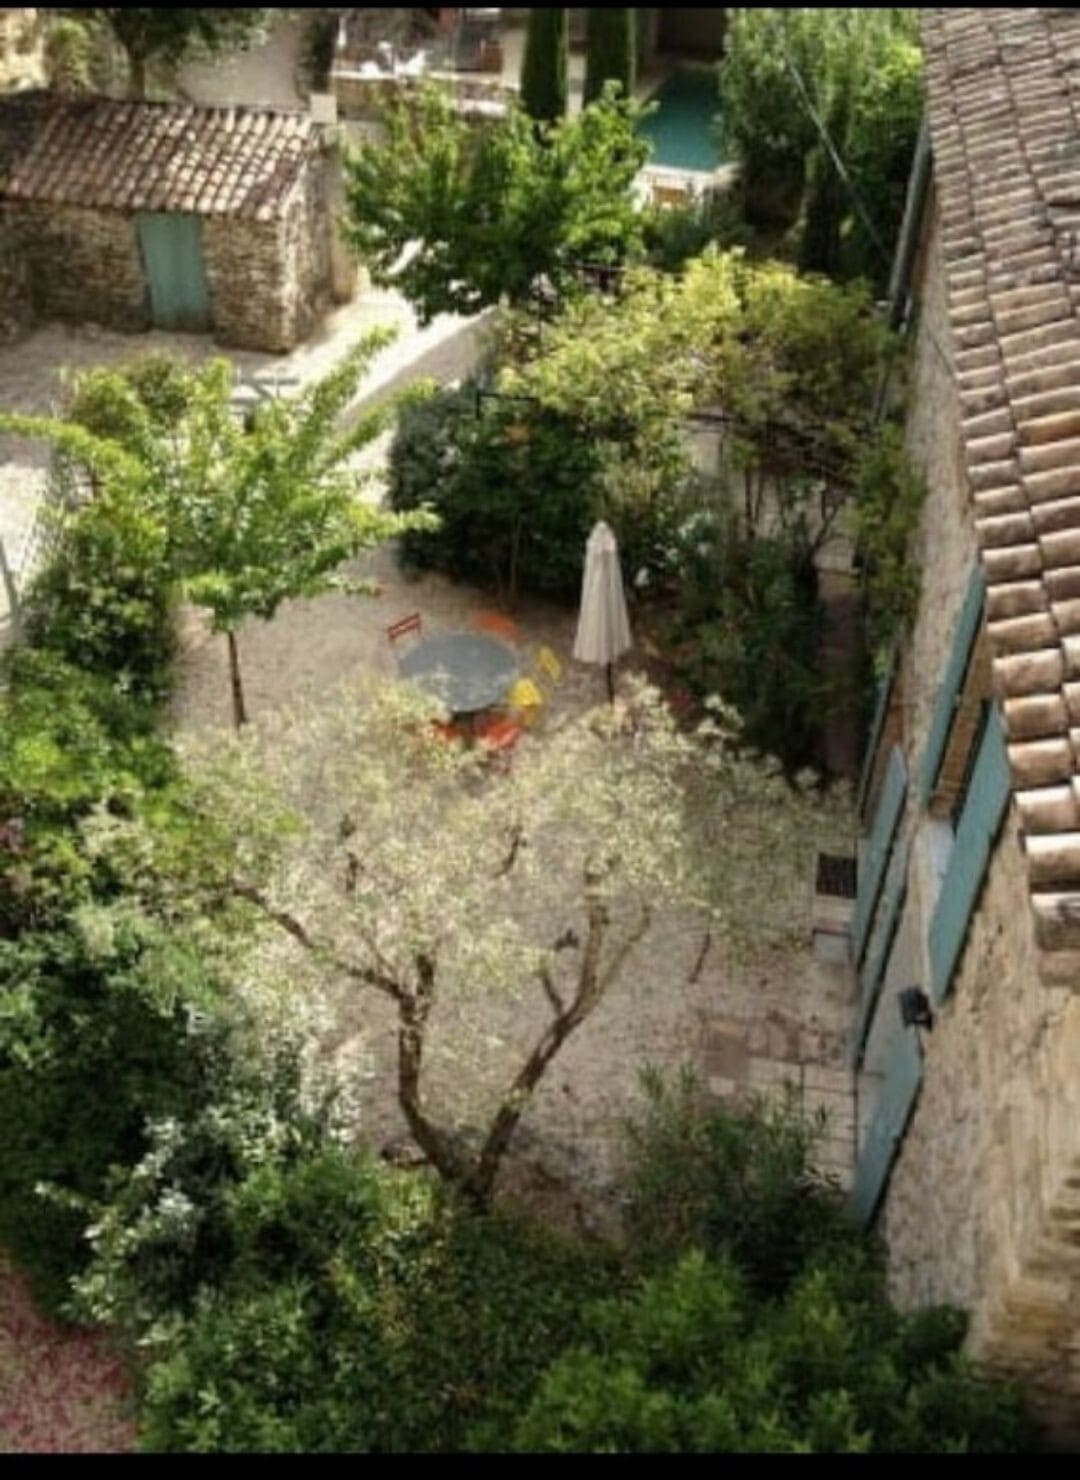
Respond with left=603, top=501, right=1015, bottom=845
left=398, top=632, right=519, bottom=717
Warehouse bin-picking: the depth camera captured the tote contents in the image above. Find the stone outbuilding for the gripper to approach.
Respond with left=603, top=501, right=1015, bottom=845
left=0, top=91, right=356, bottom=352
left=849, top=5, right=1080, bottom=1443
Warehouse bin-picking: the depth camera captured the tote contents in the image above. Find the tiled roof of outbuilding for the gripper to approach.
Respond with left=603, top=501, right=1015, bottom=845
left=924, top=7, right=1080, bottom=965
left=0, top=93, right=318, bottom=221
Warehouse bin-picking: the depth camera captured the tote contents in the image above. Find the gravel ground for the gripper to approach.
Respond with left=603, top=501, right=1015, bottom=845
left=0, top=1259, right=133, bottom=1455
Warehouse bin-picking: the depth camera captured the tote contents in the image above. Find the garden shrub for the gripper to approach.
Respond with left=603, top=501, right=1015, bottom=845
left=0, top=921, right=234, bottom=1316
left=21, top=489, right=176, bottom=706
left=640, top=193, right=751, bottom=275
left=0, top=649, right=174, bottom=935
left=504, top=1074, right=1034, bottom=1453
left=124, top=1151, right=622, bottom=1452
left=620, top=1068, right=865, bottom=1296
left=387, top=382, right=607, bottom=603
left=664, top=515, right=827, bottom=771
left=852, top=422, right=928, bottom=661
left=510, top=1251, right=1034, bottom=1453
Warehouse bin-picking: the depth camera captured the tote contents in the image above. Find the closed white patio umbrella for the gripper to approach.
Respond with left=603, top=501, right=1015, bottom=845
left=573, top=520, right=632, bottom=703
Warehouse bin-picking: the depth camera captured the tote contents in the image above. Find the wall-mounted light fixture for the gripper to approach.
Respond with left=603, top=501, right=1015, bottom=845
left=898, top=986, right=933, bottom=1031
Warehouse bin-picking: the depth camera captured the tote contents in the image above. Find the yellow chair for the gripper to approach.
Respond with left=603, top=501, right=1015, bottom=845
left=507, top=675, right=544, bottom=727
left=535, top=645, right=563, bottom=686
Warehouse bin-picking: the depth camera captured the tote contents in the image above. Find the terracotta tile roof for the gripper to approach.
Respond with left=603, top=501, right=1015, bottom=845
left=924, top=7, right=1080, bottom=968
left=0, top=93, right=319, bottom=221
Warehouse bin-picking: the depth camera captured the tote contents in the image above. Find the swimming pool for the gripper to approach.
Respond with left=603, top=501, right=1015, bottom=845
left=637, top=66, right=725, bottom=174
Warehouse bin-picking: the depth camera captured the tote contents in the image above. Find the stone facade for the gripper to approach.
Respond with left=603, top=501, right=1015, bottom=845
left=0, top=213, right=29, bottom=343
left=861, top=107, right=1080, bottom=1444
left=2, top=147, right=346, bottom=355
left=12, top=202, right=149, bottom=333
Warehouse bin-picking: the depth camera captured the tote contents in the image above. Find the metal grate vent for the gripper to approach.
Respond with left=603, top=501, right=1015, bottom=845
left=816, top=853, right=857, bottom=898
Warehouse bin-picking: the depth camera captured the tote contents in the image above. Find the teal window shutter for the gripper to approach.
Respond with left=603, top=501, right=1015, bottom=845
left=918, top=563, right=986, bottom=805
left=856, top=643, right=899, bottom=820
left=851, top=1026, right=923, bottom=1225
left=851, top=745, right=907, bottom=965
left=927, top=707, right=1010, bottom=1003
left=851, top=837, right=910, bottom=1068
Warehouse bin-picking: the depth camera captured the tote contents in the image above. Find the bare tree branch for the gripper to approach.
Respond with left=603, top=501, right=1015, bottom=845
left=231, top=881, right=403, bottom=1002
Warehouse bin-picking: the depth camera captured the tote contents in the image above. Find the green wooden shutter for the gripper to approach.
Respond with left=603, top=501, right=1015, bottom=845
left=856, top=643, right=899, bottom=820
left=851, top=837, right=910, bottom=1068
left=851, top=745, right=907, bottom=965
left=136, top=212, right=211, bottom=333
left=918, top=563, right=985, bottom=805
left=927, top=707, right=1010, bottom=1004
left=851, top=1025, right=923, bottom=1225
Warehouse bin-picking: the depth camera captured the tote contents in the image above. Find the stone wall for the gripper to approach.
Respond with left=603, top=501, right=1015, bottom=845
left=203, top=215, right=291, bottom=353
left=13, top=203, right=148, bottom=333
left=204, top=156, right=338, bottom=354
left=0, top=213, right=30, bottom=344
left=874, top=181, right=1080, bottom=1443
left=901, top=183, right=978, bottom=788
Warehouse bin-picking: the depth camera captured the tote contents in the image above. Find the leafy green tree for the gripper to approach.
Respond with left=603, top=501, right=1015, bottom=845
left=87, top=679, right=832, bottom=1207
left=76, top=7, right=274, bottom=97
left=342, top=83, right=649, bottom=323
left=520, top=7, right=568, bottom=124
left=583, top=8, right=636, bottom=105
left=0, top=335, right=433, bottom=730
left=718, top=7, right=922, bottom=277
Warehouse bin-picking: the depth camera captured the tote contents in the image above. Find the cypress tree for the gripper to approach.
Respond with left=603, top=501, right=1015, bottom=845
left=583, top=8, right=636, bottom=106
left=520, top=7, right=568, bottom=124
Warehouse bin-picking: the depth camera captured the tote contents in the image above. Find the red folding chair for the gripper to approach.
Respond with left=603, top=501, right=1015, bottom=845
left=475, top=713, right=523, bottom=767
left=471, top=610, right=520, bottom=644
left=386, top=612, right=422, bottom=646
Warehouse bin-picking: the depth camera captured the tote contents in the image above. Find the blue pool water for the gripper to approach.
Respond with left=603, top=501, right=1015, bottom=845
left=637, top=67, right=725, bottom=173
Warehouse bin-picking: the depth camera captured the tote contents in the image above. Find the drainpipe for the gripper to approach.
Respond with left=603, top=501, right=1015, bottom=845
left=886, top=116, right=932, bottom=335
left=872, top=116, right=931, bottom=424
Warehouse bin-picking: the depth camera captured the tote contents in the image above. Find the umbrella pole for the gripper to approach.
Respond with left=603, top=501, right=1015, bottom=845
left=606, top=661, right=614, bottom=704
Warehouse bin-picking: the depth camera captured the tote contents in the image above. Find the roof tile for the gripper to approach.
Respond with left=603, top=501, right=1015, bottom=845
left=0, top=94, right=320, bottom=220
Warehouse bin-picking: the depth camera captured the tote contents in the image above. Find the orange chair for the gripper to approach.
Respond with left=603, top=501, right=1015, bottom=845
left=387, top=612, right=422, bottom=646
left=475, top=713, right=523, bottom=764
left=430, top=719, right=466, bottom=746
left=471, top=610, right=520, bottom=644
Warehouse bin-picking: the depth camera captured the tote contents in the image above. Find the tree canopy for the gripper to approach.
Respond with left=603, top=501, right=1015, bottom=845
left=718, top=8, right=923, bottom=283
left=0, top=337, right=434, bottom=728
left=75, top=8, right=274, bottom=96
left=520, top=6, right=568, bottom=123
left=341, top=84, right=649, bottom=323
left=87, top=677, right=836, bottom=1205
left=583, top=8, right=636, bottom=105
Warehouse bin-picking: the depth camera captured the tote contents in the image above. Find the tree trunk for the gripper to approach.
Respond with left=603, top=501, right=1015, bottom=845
left=226, top=630, right=248, bottom=730
left=396, top=961, right=485, bottom=1200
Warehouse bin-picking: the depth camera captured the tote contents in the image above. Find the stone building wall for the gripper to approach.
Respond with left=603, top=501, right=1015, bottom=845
left=901, top=183, right=978, bottom=786
left=203, top=215, right=291, bottom=353
left=875, top=186, right=1080, bottom=1442
left=13, top=203, right=148, bottom=333
left=203, top=158, right=338, bottom=354
left=0, top=213, right=30, bottom=343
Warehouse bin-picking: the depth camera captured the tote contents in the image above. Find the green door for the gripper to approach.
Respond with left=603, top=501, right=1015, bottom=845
left=136, top=212, right=211, bottom=332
